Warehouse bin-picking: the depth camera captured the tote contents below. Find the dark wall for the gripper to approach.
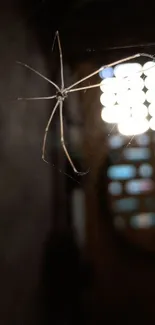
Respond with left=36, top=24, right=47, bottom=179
left=0, top=3, right=53, bottom=324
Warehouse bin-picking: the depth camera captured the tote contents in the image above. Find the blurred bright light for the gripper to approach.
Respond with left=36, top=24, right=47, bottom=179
left=99, top=67, right=114, bottom=79
left=149, top=117, right=155, bottom=130
left=108, top=182, right=122, bottom=195
left=114, top=63, right=142, bottom=78
left=99, top=60, right=155, bottom=135
left=148, top=103, right=155, bottom=116
left=127, top=77, right=144, bottom=90
left=139, top=164, right=153, bottom=178
left=100, top=92, right=116, bottom=106
left=125, top=179, right=154, bottom=194
left=100, top=77, right=128, bottom=93
left=118, top=117, right=149, bottom=135
left=116, top=90, right=146, bottom=105
left=100, top=78, right=117, bottom=92
left=114, top=197, right=139, bottom=212
left=108, top=134, right=125, bottom=149
left=131, top=213, right=155, bottom=229
left=131, top=104, right=148, bottom=118
left=101, top=105, right=130, bottom=123
left=108, top=165, right=136, bottom=180
left=144, top=75, right=155, bottom=90
left=143, top=61, right=155, bottom=76
left=146, top=90, right=155, bottom=103
left=136, top=134, right=150, bottom=146
left=123, top=147, right=151, bottom=160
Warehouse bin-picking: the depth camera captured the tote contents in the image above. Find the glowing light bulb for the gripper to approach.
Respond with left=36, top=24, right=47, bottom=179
left=127, top=77, right=144, bottom=90
left=131, top=213, right=155, bottom=229
left=99, top=67, right=114, bottom=79
left=114, top=63, right=142, bottom=78
left=144, top=75, right=155, bottom=90
left=100, top=92, right=116, bottom=106
left=100, top=78, right=117, bottom=92
left=118, top=117, right=149, bottom=135
left=146, top=90, right=155, bottom=103
left=101, top=105, right=130, bottom=124
left=100, top=77, right=128, bottom=93
left=117, top=90, right=146, bottom=105
left=131, top=104, right=148, bottom=118
left=148, top=103, right=155, bottom=117
left=143, top=61, right=155, bottom=76
left=149, top=117, right=155, bottom=130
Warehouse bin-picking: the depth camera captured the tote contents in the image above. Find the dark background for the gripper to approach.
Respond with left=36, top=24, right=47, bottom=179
left=1, top=0, right=155, bottom=324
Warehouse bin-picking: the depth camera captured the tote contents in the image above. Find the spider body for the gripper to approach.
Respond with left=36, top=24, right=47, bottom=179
left=56, top=90, right=67, bottom=101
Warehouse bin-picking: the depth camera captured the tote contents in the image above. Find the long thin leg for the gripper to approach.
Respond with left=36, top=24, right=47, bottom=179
left=64, top=54, right=140, bottom=91
left=16, top=61, right=60, bottom=91
left=66, top=83, right=101, bottom=93
left=42, top=100, right=60, bottom=163
left=65, top=53, right=155, bottom=92
left=59, top=100, right=89, bottom=175
left=17, top=95, right=56, bottom=101
left=66, top=53, right=155, bottom=94
left=56, top=31, right=64, bottom=89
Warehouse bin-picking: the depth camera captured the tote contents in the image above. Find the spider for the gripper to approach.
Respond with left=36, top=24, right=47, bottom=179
left=17, top=31, right=155, bottom=175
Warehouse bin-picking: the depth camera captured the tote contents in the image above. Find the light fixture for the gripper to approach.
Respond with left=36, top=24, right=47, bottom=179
left=101, top=105, right=130, bottom=123
left=100, top=77, right=128, bottom=93
left=100, top=92, right=116, bottom=106
left=99, top=67, right=114, bottom=79
left=143, top=61, right=155, bottom=76
left=116, top=90, right=146, bottom=105
left=114, top=63, right=142, bottom=78
left=123, top=147, right=151, bottom=160
left=118, top=117, right=149, bottom=136
left=127, top=77, right=144, bottom=90
left=125, top=179, right=154, bottom=194
left=139, top=164, right=153, bottom=178
left=135, top=134, right=150, bottom=146
left=130, top=213, right=155, bottom=229
left=108, top=134, right=125, bottom=149
left=148, top=103, right=155, bottom=117
left=131, top=104, right=148, bottom=118
left=99, top=60, right=155, bottom=136
left=107, top=165, right=137, bottom=180
left=146, top=90, right=155, bottom=103
left=144, top=75, right=155, bottom=90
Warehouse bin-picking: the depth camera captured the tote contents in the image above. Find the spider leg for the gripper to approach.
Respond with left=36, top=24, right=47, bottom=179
left=65, top=53, right=155, bottom=94
left=42, top=99, right=60, bottom=163
left=64, top=53, right=155, bottom=92
left=59, top=100, right=89, bottom=176
left=56, top=31, right=64, bottom=89
left=17, top=95, right=56, bottom=101
left=64, top=54, right=140, bottom=91
left=51, top=31, right=58, bottom=52
left=66, top=83, right=101, bottom=94
left=16, top=61, right=60, bottom=91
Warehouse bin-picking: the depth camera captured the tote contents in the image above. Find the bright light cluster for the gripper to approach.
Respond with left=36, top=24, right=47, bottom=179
left=99, top=61, right=155, bottom=136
